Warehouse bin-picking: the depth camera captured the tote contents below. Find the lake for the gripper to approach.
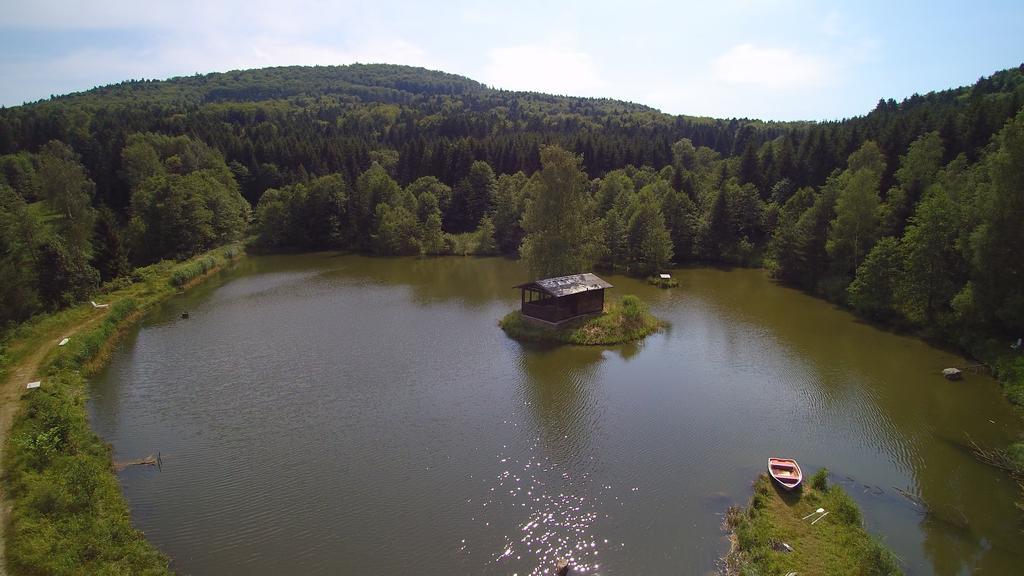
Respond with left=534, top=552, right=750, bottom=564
left=89, top=254, right=1024, bottom=575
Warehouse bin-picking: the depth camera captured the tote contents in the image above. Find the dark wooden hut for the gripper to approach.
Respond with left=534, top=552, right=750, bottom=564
left=516, top=273, right=613, bottom=325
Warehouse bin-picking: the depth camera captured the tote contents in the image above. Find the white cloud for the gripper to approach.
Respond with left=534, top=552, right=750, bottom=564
left=480, top=42, right=605, bottom=96
left=712, top=43, right=829, bottom=89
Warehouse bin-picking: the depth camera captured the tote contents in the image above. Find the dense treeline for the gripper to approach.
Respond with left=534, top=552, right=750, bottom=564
left=0, top=134, right=249, bottom=326
left=1, top=63, right=1023, bottom=356
left=4, top=63, right=1019, bottom=209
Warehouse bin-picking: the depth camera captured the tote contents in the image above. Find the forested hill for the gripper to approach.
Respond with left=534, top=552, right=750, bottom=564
left=2, top=63, right=1024, bottom=352
left=1, top=63, right=801, bottom=207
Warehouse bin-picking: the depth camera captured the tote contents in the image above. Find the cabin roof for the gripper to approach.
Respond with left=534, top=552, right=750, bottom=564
left=516, top=273, right=613, bottom=298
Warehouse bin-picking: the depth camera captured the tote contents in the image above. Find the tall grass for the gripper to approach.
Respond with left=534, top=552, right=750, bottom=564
left=168, top=256, right=218, bottom=288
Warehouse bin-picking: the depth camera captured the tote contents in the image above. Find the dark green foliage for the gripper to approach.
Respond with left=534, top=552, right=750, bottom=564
left=35, top=236, right=100, bottom=311
left=475, top=214, right=498, bottom=255
left=0, top=151, right=42, bottom=201
left=490, top=172, right=528, bottom=254
left=697, top=186, right=730, bottom=261
left=124, top=133, right=250, bottom=263
left=353, top=162, right=401, bottom=248
left=407, top=176, right=452, bottom=216
left=520, top=146, right=602, bottom=278
left=375, top=202, right=422, bottom=255
left=92, top=206, right=131, bottom=281
left=811, top=467, right=829, bottom=491
left=626, top=186, right=674, bottom=275
left=0, top=183, right=42, bottom=326
left=254, top=174, right=349, bottom=250
left=38, top=141, right=97, bottom=253
left=601, top=208, right=628, bottom=271
left=420, top=212, right=447, bottom=255
left=884, top=132, right=944, bottom=236
left=659, top=184, right=697, bottom=261
left=848, top=237, right=903, bottom=321
left=827, top=141, right=885, bottom=279
left=899, top=186, right=963, bottom=327
left=448, top=161, right=495, bottom=232
left=969, top=110, right=1024, bottom=335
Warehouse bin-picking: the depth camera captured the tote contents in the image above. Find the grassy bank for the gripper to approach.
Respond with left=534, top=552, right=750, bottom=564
left=724, top=472, right=901, bottom=576
left=1, top=244, right=243, bottom=575
left=500, top=295, right=664, bottom=345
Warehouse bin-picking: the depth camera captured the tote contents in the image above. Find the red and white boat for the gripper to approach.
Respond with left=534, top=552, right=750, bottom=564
left=767, top=457, right=803, bottom=490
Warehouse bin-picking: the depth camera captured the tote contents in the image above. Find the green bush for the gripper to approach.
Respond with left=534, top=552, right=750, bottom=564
left=832, top=488, right=863, bottom=525
left=811, top=467, right=829, bottom=491
left=861, top=540, right=902, bottom=576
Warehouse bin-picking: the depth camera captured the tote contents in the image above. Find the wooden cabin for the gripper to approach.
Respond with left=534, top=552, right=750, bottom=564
left=516, top=273, right=613, bottom=325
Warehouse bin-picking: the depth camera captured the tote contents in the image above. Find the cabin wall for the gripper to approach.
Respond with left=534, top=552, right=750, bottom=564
left=523, top=301, right=558, bottom=322
left=574, top=290, right=605, bottom=315
left=520, top=289, right=605, bottom=323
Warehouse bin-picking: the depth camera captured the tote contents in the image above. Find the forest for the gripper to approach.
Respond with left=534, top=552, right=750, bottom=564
left=1, top=63, right=1023, bottom=375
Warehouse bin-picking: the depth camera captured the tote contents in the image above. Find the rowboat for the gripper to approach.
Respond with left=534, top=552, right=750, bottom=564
left=768, top=457, right=803, bottom=490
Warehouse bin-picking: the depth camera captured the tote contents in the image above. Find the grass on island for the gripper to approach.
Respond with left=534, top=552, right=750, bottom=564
left=500, top=294, right=663, bottom=345
left=647, top=275, right=679, bottom=288
left=1, top=243, right=243, bottom=576
left=724, top=471, right=901, bottom=576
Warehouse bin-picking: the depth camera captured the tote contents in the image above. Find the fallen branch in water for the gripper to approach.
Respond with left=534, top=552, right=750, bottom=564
left=114, top=452, right=162, bottom=472
left=966, top=434, right=1019, bottom=474
left=891, top=486, right=926, bottom=510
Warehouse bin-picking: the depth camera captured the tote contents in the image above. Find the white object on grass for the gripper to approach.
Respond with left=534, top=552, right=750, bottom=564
left=59, top=337, right=70, bottom=346
left=91, top=300, right=109, bottom=309
left=811, top=511, right=830, bottom=525
left=659, top=273, right=671, bottom=279
left=800, top=507, right=825, bottom=520
left=26, top=381, right=41, bottom=389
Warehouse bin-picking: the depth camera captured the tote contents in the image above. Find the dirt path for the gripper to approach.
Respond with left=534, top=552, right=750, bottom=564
left=0, top=308, right=108, bottom=575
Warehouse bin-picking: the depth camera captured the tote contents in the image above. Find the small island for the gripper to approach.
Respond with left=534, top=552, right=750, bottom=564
left=647, top=274, right=679, bottom=289
left=501, top=273, right=663, bottom=345
left=724, top=472, right=901, bottom=575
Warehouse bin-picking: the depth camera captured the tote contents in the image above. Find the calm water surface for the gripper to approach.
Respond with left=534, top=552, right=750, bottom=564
left=89, top=254, right=1024, bottom=575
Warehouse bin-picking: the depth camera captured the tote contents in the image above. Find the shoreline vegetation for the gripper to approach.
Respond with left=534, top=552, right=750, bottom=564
left=500, top=294, right=664, bottom=346
left=0, top=243, right=242, bottom=575
left=724, top=472, right=901, bottom=576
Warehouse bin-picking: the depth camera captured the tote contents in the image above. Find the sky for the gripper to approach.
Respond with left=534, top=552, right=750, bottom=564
left=1, top=0, right=1022, bottom=121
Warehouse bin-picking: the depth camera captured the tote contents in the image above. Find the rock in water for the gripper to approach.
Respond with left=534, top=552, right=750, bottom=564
left=942, top=368, right=962, bottom=381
